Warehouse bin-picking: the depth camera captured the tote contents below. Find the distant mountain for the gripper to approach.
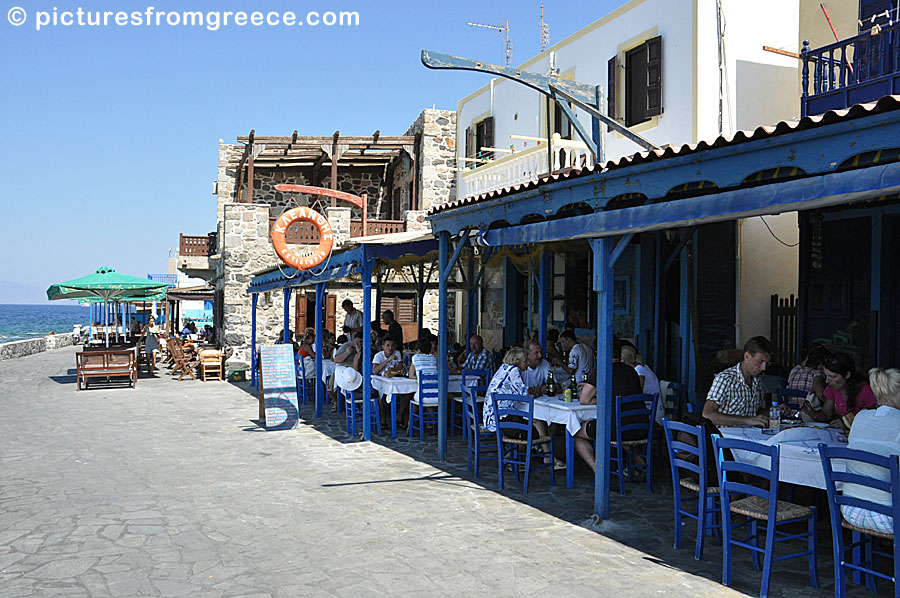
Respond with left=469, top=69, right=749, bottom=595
left=0, top=280, right=48, bottom=304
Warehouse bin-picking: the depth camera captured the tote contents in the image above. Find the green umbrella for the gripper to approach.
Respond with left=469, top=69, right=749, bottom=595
left=46, top=267, right=168, bottom=301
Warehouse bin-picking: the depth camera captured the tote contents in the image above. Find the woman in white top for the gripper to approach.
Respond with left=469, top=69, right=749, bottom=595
left=841, top=367, right=900, bottom=534
left=408, top=337, right=438, bottom=380
left=621, top=344, right=662, bottom=423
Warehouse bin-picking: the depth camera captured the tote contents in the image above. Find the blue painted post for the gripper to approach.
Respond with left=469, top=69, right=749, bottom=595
left=438, top=231, right=450, bottom=460
left=680, top=241, right=691, bottom=396
left=251, top=293, right=258, bottom=389
left=466, top=253, right=476, bottom=348
left=361, top=251, right=373, bottom=441
left=538, top=250, right=550, bottom=352
left=800, top=40, right=810, bottom=119
left=871, top=212, right=883, bottom=363
left=591, top=238, right=613, bottom=519
left=315, top=282, right=325, bottom=418
left=283, top=288, right=292, bottom=344
left=653, top=231, right=664, bottom=377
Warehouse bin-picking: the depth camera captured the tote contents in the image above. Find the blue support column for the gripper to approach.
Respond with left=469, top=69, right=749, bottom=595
left=315, top=282, right=325, bottom=418
left=437, top=231, right=450, bottom=460
left=680, top=241, right=691, bottom=395
left=590, top=238, right=614, bottom=519
left=538, top=250, right=550, bottom=352
left=251, top=293, right=258, bottom=388
left=871, top=212, right=883, bottom=364
left=362, top=251, right=374, bottom=441
left=466, top=253, right=476, bottom=346
left=283, top=288, right=292, bottom=343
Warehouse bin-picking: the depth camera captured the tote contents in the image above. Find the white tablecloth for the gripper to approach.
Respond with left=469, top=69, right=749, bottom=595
left=372, top=375, right=463, bottom=405
left=530, top=396, right=597, bottom=436
left=719, top=424, right=847, bottom=489
left=321, top=359, right=336, bottom=381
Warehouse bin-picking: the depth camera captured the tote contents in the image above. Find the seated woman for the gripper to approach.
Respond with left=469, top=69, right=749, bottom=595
left=297, top=331, right=316, bottom=360
left=483, top=347, right=531, bottom=432
left=806, top=352, right=877, bottom=430
left=408, top=336, right=437, bottom=380
left=841, top=367, right=900, bottom=535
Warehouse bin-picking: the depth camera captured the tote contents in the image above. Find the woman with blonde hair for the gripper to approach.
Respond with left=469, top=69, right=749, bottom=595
left=840, top=367, right=900, bottom=534
left=482, top=346, right=529, bottom=432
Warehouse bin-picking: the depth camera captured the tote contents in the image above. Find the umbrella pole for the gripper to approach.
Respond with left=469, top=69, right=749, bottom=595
left=105, top=300, right=109, bottom=348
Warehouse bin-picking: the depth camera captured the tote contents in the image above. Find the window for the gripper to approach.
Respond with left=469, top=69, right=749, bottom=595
left=465, top=116, right=494, bottom=167
left=552, top=100, right=572, bottom=140
left=608, top=35, right=662, bottom=128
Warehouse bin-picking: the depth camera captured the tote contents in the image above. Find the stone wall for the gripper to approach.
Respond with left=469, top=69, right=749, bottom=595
left=0, top=334, right=76, bottom=361
left=404, top=109, right=457, bottom=212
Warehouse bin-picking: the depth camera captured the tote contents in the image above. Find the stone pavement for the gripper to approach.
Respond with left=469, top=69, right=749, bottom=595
left=0, top=347, right=876, bottom=597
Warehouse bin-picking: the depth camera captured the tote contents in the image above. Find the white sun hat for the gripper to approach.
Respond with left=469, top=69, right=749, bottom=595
left=335, top=365, right=363, bottom=391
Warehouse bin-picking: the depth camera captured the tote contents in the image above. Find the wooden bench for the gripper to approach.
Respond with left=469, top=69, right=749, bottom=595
left=76, top=349, right=137, bottom=390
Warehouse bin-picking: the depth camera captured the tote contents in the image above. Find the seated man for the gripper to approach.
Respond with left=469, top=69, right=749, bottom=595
left=559, top=330, right=593, bottom=383
left=521, top=339, right=550, bottom=397
left=701, top=335, right=774, bottom=428
left=372, top=337, right=402, bottom=375
left=573, top=340, right=642, bottom=472
left=454, top=334, right=493, bottom=374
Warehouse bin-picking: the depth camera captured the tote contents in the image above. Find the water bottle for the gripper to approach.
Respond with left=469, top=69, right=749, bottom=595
left=769, top=401, right=781, bottom=432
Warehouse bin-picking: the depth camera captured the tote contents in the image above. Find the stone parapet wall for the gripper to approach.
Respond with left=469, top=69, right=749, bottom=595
left=0, top=334, right=76, bottom=361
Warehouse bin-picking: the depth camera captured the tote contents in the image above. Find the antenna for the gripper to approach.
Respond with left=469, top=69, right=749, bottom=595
left=467, top=19, right=511, bottom=65
left=540, top=5, right=550, bottom=51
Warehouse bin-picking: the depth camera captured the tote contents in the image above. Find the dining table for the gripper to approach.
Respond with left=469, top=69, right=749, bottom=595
left=371, top=374, right=464, bottom=438
left=522, top=395, right=597, bottom=489
left=719, top=423, right=848, bottom=489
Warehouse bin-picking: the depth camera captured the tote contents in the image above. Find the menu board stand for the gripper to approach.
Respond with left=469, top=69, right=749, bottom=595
left=258, top=344, right=299, bottom=430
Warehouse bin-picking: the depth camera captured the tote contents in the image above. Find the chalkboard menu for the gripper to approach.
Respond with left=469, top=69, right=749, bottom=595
left=259, top=344, right=299, bottom=430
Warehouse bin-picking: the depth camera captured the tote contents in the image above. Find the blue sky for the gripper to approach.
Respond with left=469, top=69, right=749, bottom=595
left=0, top=0, right=620, bottom=303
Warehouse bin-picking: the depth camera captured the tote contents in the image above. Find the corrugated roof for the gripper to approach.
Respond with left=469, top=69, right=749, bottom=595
left=429, top=95, right=900, bottom=216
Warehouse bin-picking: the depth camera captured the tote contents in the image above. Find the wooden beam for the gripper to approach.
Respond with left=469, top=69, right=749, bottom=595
left=237, top=135, right=415, bottom=145
left=763, top=45, right=800, bottom=59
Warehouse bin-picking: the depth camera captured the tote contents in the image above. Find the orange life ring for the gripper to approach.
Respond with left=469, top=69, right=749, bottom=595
left=270, top=206, right=333, bottom=271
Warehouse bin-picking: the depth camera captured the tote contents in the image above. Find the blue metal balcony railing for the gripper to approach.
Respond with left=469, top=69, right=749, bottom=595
left=801, top=22, right=900, bottom=117
left=147, top=274, right=178, bottom=288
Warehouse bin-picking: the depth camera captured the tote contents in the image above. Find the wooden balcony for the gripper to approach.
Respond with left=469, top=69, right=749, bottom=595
left=802, top=22, right=900, bottom=117
left=268, top=218, right=405, bottom=244
left=179, top=233, right=217, bottom=257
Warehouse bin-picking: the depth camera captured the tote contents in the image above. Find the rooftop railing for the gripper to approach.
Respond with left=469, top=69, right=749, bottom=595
left=459, top=135, right=594, bottom=199
left=801, top=23, right=900, bottom=117
left=268, top=217, right=405, bottom=244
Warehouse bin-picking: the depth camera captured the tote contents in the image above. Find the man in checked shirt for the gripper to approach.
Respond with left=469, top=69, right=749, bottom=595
left=702, top=336, right=778, bottom=428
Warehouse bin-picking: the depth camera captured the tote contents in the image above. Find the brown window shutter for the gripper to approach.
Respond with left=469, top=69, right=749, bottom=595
left=483, top=117, right=494, bottom=159
left=325, top=294, right=336, bottom=335
left=607, top=55, right=618, bottom=130
left=645, top=36, right=662, bottom=117
left=295, top=293, right=308, bottom=334
left=397, top=298, right=416, bottom=323
left=465, top=126, right=472, bottom=158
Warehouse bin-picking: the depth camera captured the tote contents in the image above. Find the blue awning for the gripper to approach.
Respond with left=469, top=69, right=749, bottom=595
left=247, top=238, right=438, bottom=294
left=477, top=162, right=900, bottom=246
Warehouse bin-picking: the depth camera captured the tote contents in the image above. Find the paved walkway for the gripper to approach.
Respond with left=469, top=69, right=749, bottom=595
left=0, top=347, right=863, bottom=597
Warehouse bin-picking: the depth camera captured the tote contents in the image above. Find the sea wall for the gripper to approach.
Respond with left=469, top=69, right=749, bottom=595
left=0, top=334, right=76, bottom=361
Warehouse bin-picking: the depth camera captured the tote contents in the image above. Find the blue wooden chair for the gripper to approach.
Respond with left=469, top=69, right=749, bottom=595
left=462, top=384, right=496, bottom=478
left=409, top=372, right=439, bottom=441
left=662, top=418, right=721, bottom=560
left=296, top=357, right=315, bottom=406
left=665, top=382, right=687, bottom=420
left=342, top=386, right=380, bottom=437
left=819, top=443, right=900, bottom=598
left=611, top=393, right=659, bottom=495
left=454, top=368, right=489, bottom=438
left=776, top=387, right=808, bottom=411
left=494, top=393, right=554, bottom=493
left=713, top=436, right=818, bottom=598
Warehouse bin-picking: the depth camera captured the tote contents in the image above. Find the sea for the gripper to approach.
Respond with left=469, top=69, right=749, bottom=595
left=0, top=304, right=91, bottom=344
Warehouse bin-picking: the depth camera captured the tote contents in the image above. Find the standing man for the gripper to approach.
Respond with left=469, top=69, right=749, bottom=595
left=381, top=310, right=404, bottom=348
left=559, top=330, right=593, bottom=383
left=522, top=339, right=550, bottom=397
left=702, top=336, right=775, bottom=427
left=341, top=299, right=363, bottom=340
